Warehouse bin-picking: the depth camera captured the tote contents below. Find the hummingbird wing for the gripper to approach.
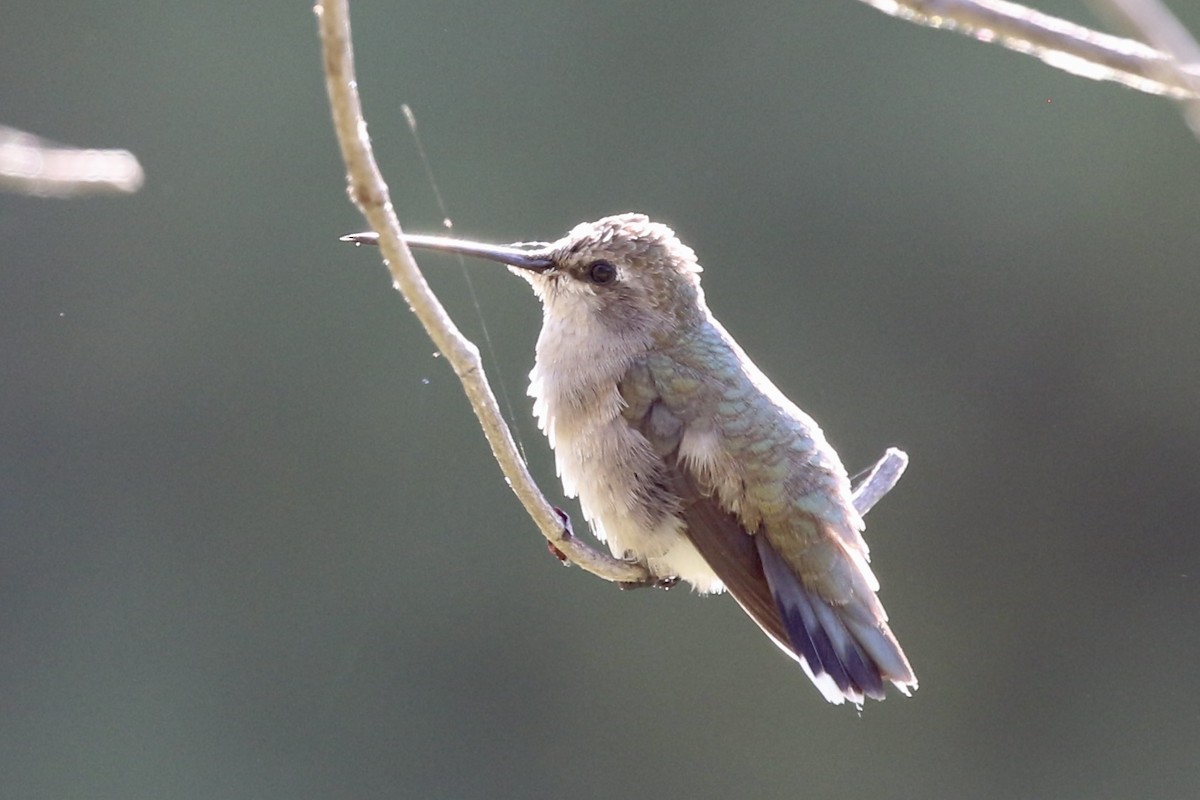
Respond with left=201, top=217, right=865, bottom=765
left=620, top=357, right=915, bottom=705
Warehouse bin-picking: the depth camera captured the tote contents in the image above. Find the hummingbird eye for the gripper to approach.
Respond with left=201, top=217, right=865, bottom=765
left=587, top=260, right=617, bottom=285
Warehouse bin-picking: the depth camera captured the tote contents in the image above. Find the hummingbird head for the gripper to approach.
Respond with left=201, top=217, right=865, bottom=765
left=527, top=213, right=706, bottom=343
left=344, top=213, right=709, bottom=347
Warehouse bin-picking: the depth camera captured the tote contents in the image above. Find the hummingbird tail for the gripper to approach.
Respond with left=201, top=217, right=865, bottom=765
left=755, top=535, right=917, bottom=705
left=658, top=445, right=915, bottom=705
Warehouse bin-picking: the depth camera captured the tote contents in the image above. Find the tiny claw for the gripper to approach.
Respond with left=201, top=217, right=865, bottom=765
left=546, top=540, right=569, bottom=563
left=340, top=231, right=380, bottom=245
left=547, top=506, right=573, bottom=564
left=551, top=506, right=574, bottom=537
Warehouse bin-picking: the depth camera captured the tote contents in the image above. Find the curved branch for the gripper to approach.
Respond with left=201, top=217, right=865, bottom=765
left=314, top=0, right=651, bottom=584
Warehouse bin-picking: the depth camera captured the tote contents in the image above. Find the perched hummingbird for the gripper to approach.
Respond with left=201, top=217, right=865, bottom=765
left=345, top=214, right=916, bottom=705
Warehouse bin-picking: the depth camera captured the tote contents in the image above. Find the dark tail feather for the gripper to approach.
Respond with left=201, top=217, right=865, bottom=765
left=756, top=536, right=912, bottom=705
left=668, top=464, right=914, bottom=704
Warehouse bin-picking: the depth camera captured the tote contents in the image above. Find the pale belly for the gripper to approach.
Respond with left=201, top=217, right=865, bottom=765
left=555, top=425, right=724, bottom=594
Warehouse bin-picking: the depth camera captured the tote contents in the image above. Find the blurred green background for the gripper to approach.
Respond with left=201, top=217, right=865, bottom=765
left=3, top=1, right=1199, bottom=798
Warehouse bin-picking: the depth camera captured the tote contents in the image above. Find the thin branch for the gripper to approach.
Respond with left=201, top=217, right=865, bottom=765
left=314, top=0, right=650, bottom=585
left=852, top=448, right=909, bottom=517
left=0, top=125, right=143, bottom=197
left=1092, top=0, right=1200, bottom=135
left=857, top=0, right=1199, bottom=99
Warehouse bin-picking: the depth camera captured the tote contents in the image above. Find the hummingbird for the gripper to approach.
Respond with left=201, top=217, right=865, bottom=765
left=344, top=213, right=916, bottom=705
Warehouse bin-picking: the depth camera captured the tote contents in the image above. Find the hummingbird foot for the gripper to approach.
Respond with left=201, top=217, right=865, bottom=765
left=546, top=540, right=569, bottom=563
left=618, top=574, right=680, bottom=591
left=546, top=506, right=574, bottom=563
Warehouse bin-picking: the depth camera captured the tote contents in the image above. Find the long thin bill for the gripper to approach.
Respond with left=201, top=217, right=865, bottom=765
left=340, top=231, right=554, bottom=273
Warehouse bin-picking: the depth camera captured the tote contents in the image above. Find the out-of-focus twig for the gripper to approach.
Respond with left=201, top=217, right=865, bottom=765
left=0, top=125, right=143, bottom=197
left=1092, top=0, right=1200, bottom=137
left=856, top=0, right=1199, bottom=99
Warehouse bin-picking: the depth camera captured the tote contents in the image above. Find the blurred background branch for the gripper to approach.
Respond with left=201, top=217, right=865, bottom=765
left=1090, top=0, right=1200, bottom=135
left=857, top=0, right=1200, bottom=134
left=0, top=125, right=143, bottom=197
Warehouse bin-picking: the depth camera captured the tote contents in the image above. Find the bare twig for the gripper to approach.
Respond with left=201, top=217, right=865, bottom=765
left=0, top=125, right=143, bottom=197
left=1092, top=0, right=1200, bottom=135
left=857, top=0, right=1199, bottom=99
left=315, top=0, right=650, bottom=584
left=852, top=448, right=909, bottom=517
